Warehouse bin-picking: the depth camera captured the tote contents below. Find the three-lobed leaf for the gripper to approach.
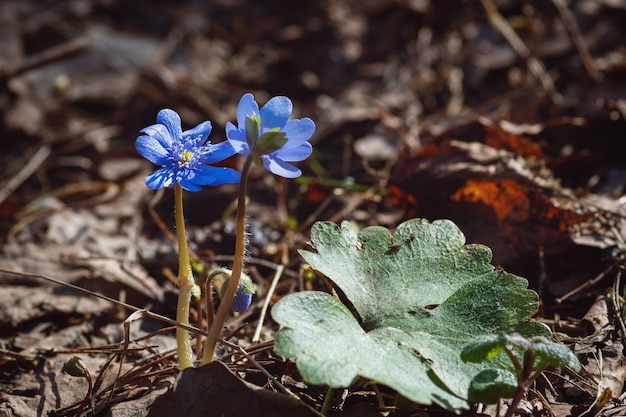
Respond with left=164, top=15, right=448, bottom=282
left=272, top=219, right=544, bottom=411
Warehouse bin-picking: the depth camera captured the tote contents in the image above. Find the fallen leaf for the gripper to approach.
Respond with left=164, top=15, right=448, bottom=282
left=147, top=362, right=319, bottom=417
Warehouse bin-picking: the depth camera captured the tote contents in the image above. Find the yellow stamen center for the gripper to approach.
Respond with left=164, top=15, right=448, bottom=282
left=181, top=150, right=193, bottom=163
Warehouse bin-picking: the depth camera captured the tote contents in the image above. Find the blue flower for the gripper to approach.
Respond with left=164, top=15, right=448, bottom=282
left=218, top=273, right=256, bottom=312
left=226, top=93, right=315, bottom=178
left=136, top=109, right=241, bottom=192
left=231, top=285, right=253, bottom=312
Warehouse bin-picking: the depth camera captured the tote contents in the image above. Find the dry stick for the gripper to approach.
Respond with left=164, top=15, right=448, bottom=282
left=528, top=389, right=555, bottom=417
left=555, top=263, right=615, bottom=303
left=92, top=311, right=175, bottom=413
left=297, top=193, right=334, bottom=233
left=220, top=338, right=302, bottom=402
left=0, top=269, right=299, bottom=400
left=93, top=354, right=178, bottom=415
left=76, top=366, right=93, bottom=417
left=479, top=0, right=562, bottom=105
left=87, top=347, right=123, bottom=413
left=0, top=268, right=204, bottom=337
left=0, top=145, right=51, bottom=206
left=245, top=340, right=275, bottom=356
left=611, top=269, right=626, bottom=346
left=100, top=310, right=147, bottom=410
left=2, top=269, right=271, bottom=366
left=328, top=185, right=382, bottom=224
left=551, top=0, right=601, bottom=81
left=1, top=36, right=88, bottom=77
left=9, top=181, right=120, bottom=240
left=578, top=350, right=608, bottom=417
left=252, top=265, right=284, bottom=343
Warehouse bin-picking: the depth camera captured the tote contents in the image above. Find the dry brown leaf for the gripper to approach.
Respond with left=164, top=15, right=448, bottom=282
left=147, top=362, right=319, bottom=417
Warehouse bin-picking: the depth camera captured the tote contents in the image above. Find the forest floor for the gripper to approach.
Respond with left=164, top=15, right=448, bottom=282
left=1, top=0, right=626, bottom=416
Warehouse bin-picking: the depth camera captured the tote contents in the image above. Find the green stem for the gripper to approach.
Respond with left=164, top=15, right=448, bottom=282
left=320, top=387, right=335, bottom=416
left=202, top=156, right=253, bottom=363
left=175, top=184, right=194, bottom=369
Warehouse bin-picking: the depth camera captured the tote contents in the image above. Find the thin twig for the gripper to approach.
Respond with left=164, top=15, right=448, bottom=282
left=253, top=265, right=284, bottom=343
left=0, top=268, right=206, bottom=336
left=220, top=338, right=302, bottom=401
left=0, top=36, right=88, bottom=77
left=480, top=0, right=562, bottom=105
left=551, top=0, right=601, bottom=81
left=328, top=185, right=382, bottom=224
left=75, top=367, right=93, bottom=417
left=0, top=145, right=51, bottom=206
left=611, top=269, right=626, bottom=344
left=555, top=263, right=615, bottom=303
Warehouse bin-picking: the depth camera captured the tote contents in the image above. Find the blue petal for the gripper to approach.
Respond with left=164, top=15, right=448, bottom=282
left=274, top=142, right=312, bottom=162
left=145, top=167, right=175, bottom=190
left=201, top=141, right=237, bottom=164
left=236, top=93, right=259, bottom=130
left=179, top=177, right=202, bottom=192
left=183, top=120, right=212, bottom=145
left=225, top=123, right=250, bottom=154
left=193, top=166, right=241, bottom=185
left=260, top=155, right=302, bottom=178
left=136, top=135, right=171, bottom=165
left=156, top=109, right=182, bottom=142
left=231, top=290, right=252, bottom=312
left=281, top=118, right=315, bottom=146
left=140, top=124, right=175, bottom=149
left=259, top=96, right=292, bottom=132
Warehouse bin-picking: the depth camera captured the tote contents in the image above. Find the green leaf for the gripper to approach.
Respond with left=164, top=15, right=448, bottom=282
left=460, top=334, right=506, bottom=363
left=272, top=219, right=543, bottom=411
left=468, top=369, right=518, bottom=403
left=530, top=337, right=581, bottom=371
left=461, top=325, right=558, bottom=373
left=298, top=219, right=502, bottom=328
left=272, top=291, right=466, bottom=410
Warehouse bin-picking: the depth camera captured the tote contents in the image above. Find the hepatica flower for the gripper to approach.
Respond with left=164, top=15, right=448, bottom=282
left=226, top=93, right=315, bottom=178
left=136, top=109, right=241, bottom=191
left=226, top=274, right=256, bottom=313
left=213, top=270, right=256, bottom=313
left=203, top=94, right=315, bottom=364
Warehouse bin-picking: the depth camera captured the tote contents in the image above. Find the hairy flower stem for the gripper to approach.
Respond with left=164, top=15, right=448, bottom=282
left=175, top=184, right=194, bottom=369
left=202, top=156, right=253, bottom=363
